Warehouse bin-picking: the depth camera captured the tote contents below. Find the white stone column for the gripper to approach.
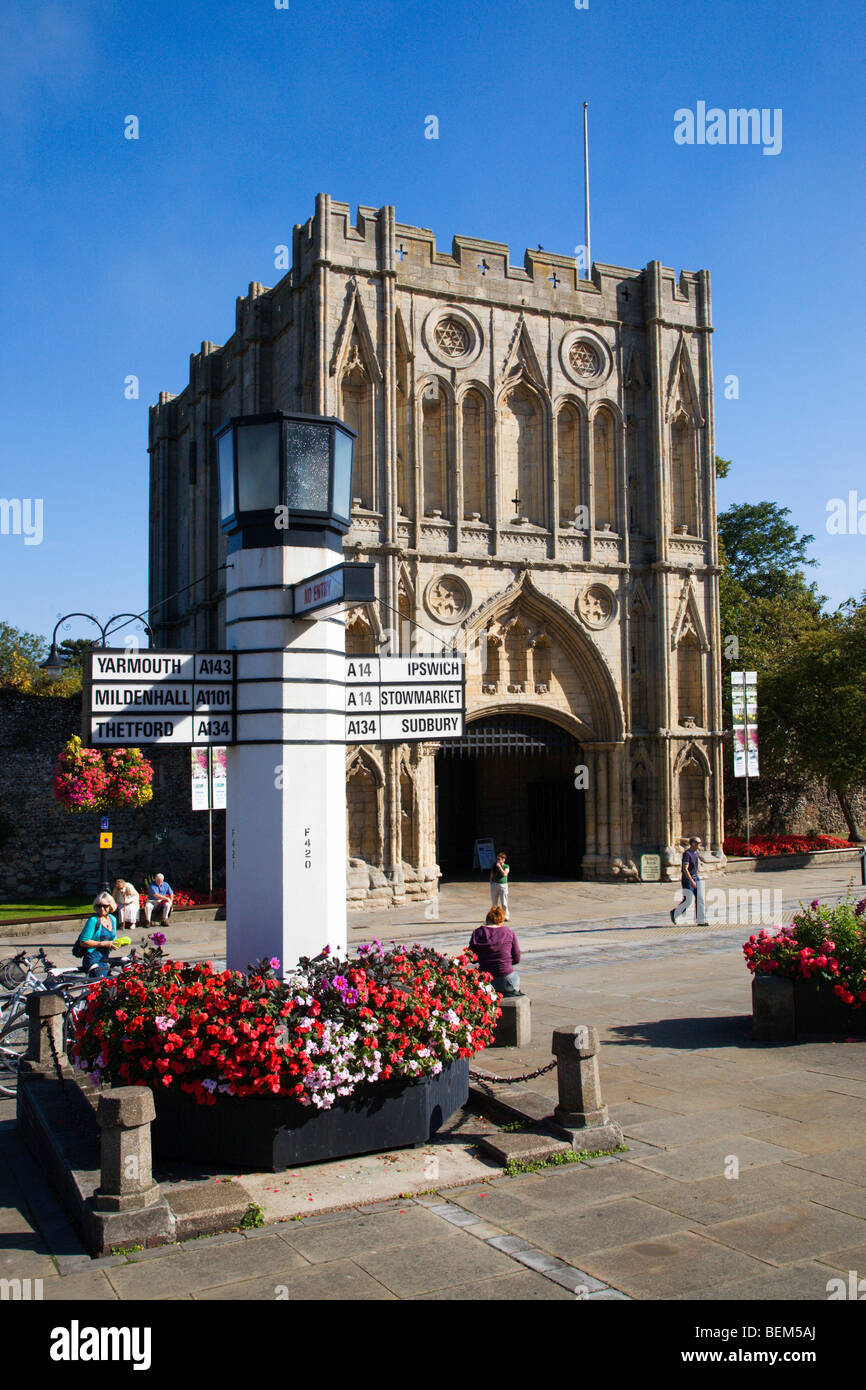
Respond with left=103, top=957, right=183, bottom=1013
left=225, top=544, right=347, bottom=973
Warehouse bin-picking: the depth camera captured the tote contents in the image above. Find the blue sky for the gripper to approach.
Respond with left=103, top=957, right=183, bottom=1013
left=1, top=0, right=864, bottom=644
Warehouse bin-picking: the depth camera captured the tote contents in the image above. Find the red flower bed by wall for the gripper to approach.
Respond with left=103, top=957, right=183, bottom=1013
left=68, top=940, right=500, bottom=1109
left=724, top=834, right=857, bottom=858
left=138, top=889, right=226, bottom=909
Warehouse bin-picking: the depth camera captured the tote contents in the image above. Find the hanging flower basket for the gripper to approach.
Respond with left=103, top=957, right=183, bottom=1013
left=53, top=736, right=154, bottom=812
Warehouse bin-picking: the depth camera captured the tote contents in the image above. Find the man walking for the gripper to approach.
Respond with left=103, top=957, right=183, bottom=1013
left=490, top=851, right=510, bottom=921
left=671, top=836, right=707, bottom=925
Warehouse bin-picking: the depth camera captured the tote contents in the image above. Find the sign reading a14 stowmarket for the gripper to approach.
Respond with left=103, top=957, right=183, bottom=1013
left=85, top=649, right=236, bottom=746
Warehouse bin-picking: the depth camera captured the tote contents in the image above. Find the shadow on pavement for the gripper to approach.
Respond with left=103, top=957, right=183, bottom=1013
left=605, top=1014, right=766, bottom=1050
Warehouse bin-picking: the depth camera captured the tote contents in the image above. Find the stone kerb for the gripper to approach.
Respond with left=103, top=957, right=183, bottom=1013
left=549, top=1025, right=623, bottom=1153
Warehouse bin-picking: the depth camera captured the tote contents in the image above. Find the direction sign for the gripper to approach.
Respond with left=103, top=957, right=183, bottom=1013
left=85, top=649, right=236, bottom=745
left=344, top=654, right=465, bottom=743
left=291, top=561, right=376, bottom=618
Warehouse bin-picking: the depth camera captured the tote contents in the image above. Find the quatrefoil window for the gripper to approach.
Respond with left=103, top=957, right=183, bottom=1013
left=433, top=318, right=470, bottom=357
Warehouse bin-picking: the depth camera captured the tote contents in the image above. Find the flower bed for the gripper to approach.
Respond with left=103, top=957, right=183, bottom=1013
left=724, top=833, right=857, bottom=859
left=68, top=938, right=498, bottom=1167
left=746, top=898, right=866, bottom=1039
left=69, top=938, right=498, bottom=1108
left=137, top=888, right=226, bottom=910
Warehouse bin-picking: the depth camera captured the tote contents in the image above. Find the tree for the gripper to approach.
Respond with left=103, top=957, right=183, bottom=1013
left=59, top=637, right=98, bottom=670
left=0, top=622, right=45, bottom=686
left=761, top=597, right=866, bottom=840
left=719, top=501, right=820, bottom=603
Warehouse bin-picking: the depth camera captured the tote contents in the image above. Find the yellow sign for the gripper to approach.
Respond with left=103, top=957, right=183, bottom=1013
left=99, top=832, right=113, bottom=849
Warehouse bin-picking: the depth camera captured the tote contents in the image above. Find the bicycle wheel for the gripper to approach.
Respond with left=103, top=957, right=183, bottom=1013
left=0, top=1013, right=29, bottom=1097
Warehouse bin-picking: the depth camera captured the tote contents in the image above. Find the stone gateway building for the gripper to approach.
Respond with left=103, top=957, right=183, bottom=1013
left=149, top=194, right=726, bottom=905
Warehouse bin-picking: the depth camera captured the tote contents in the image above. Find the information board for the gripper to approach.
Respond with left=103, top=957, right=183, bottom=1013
left=345, top=655, right=465, bottom=743
left=86, top=650, right=236, bottom=745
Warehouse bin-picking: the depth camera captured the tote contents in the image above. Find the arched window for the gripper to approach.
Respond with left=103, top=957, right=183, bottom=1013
left=422, top=382, right=448, bottom=517
left=396, top=337, right=411, bottom=516
left=677, top=630, right=703, bottom=726
left=631, top=765, right=650, bottom=848
left=483, top=632, right=501, bottom=692
left=347, top=762, right=380, bottom=864
left=346, top=610, right=376, bottom=655
left=671, top=417, right=698, bottom=534
left=340, top=335, right=374, bottom=509
left=592, top=408, right=616, bottom=530
left=678, top=757, right=706, bottom=844
left=462, top=390, right=487, bottom=520
left=557, top=403, right=583, bottom=526
left=501, top=385, right=543, bottom=526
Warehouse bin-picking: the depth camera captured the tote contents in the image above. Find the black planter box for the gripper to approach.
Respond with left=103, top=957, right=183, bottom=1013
left=752, top=975, right=866, bottom=1041
left=150, top=1058, right=469, bottom=1171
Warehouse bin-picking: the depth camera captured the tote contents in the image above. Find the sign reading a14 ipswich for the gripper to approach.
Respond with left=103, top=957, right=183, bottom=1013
left=85, top=649, right=236, bottom=746
left=345, top=655, right=465, bottom=743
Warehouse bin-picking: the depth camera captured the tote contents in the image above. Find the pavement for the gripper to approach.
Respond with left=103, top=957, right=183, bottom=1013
left=2, top=859, right=866, bottom=1301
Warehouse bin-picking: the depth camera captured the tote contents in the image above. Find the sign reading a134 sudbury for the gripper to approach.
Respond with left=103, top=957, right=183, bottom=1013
left=85, top=649, right=235, bottom=745
left=345, top=655, right=465, bottom=743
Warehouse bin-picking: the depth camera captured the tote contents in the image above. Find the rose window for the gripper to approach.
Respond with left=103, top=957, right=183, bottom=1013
left=569, top=341, right=601, bottom=378
left=434, top=318, right=469, bottom=357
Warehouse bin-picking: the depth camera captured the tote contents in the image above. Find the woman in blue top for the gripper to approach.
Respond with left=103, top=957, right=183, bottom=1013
left=77, top=894, right=118, bottom=978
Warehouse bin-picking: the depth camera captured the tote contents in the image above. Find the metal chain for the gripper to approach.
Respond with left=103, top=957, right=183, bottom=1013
left=469, top=1059, right=557, bottom=1085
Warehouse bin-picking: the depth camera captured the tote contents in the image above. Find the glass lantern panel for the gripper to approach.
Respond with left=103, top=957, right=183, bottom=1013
left=284, top=422, right=330, bottom=513
left=331, top=429, right=354, bottom=522
left=217, top=431, right=236, bottom=525
left=236, top=422, right=281, bottom=514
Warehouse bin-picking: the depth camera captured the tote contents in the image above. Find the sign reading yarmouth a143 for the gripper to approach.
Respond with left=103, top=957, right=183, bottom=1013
left=85, top=649, right=236, bottom=746
left=345, top=655, right=465, bottom=743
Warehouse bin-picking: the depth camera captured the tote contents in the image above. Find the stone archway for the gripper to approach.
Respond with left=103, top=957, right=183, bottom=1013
left=435, top=713, right=585, bottom=878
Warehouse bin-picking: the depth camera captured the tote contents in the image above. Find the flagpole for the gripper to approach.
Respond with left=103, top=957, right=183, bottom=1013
left=583, top=101, right=591, bottom=279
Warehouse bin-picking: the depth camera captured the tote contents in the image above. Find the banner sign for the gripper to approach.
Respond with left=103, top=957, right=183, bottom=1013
left=345, top=655, right=465, bottom=743
left=191, top=746, right=228, bottom=810
left=86, top=650, right=236, bottom=746
left=731, top=670, right=759, bottom=778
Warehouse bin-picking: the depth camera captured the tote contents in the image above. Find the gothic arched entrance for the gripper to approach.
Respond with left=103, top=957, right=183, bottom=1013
left=435, top=713, right=586, bottom=878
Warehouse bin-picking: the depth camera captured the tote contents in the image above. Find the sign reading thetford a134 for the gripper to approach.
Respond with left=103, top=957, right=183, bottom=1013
left=345, top=654, right=465, bottom=743
left=85, top=649, right=236, bottom=746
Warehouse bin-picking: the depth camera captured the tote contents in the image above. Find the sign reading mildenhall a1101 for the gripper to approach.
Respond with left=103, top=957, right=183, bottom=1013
left=345, top=655, right=465, bottom=743
left=86, top=649, right=236, bottom=745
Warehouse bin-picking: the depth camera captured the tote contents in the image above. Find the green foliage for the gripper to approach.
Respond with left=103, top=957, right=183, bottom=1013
left=715, top=455, right=732, bottom=479
left=719, top=501, right=819, bottom=603
left=239, top=1203, right=265, bottom=1229
left=0, top=620, right=82, bottom=695
left=502, top=1145, right=626, bottom=1177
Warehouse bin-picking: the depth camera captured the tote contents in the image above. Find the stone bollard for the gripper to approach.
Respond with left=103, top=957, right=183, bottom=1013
left=492, top=995, right=531, bottom=1048
left=92, top=1088, right=161, bottom=1213
left=549, top=1026, right=623, bottom=1152
left=18, top=992, right=68, bottom=1081
left=85, top=1088, right=175, bottom=1253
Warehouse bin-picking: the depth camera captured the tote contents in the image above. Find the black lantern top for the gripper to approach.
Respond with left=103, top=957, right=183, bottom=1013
left=214, top=412, right=356, bottom=552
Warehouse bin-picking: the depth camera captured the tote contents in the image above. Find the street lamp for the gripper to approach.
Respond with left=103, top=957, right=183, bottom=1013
left=40, top=613, right=154, bottom=680
left=214, top=412, right=356, bottom=553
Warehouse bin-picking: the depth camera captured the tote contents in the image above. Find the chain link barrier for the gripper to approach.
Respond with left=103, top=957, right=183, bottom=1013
left=469, top=1059, right=557, bottom=1085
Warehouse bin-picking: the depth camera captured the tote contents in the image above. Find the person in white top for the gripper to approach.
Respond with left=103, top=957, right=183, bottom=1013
left=113, top=880, right=141, bottom=929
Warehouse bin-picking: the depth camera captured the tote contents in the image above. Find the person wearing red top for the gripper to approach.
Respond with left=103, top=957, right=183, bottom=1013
left=469, top=906, right=522, bottom=996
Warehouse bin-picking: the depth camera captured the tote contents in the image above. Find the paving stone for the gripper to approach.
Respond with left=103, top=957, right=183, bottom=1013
left=194, top=1259, right=395, bottom=1301
left=578, top=1230, right=772, bottom=1299
left=280, top=1206, right=443, bottom=1264
left=543, top=1265, right=607, bottom=1294
left=0, top=1250, right=57, bottom=1280
left=413, top=1269, right=574, bottom=1300
left=680, top=1261, right=843, bottom=1301
left=429, top=1206, right=481, bottom=1228
left=43, top=1270, right=119, bottom=1299
left=357, top=1198, right=416, bottom=1214
left=108, top=1235, right=309, bottom=1299
left=634, top=1163, right=855, bottom=1226
left=279, top=1207, right=365, bottom=1229
left=510, top=1197, right=691, bottom=1259
left=629, top=1135, right=803, bottom=1181
left=125, top=1245, right=185, bottom=1261
left=788, top=1146, right=866, bottom=1184
left=486, top=1234, right=533, bottom=1253
left=588, top=1289, right=631, bottom=1299
left=705, top=1203, right=866, bottom=1266
left=512, top=1159, right=669, bottom=1211
left=816, top=1243, right=866, bottom=1273
left=625, top=1107, right=781, bottom=1149
left=178, top=1231, right=246, bottom=1250
left=510, top=1247, right=570, bottom=1273
left=465, top=1222, right=507, bottom=1241
left=353, top=1232, right=519, bottom=1296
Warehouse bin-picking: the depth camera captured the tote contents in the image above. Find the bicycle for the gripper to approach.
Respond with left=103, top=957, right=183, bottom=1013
left=0, top=947, right=136, bottom=1097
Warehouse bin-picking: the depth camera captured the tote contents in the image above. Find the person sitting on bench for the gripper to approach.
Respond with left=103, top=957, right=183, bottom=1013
left=144, top=874, right=174, bottom=924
